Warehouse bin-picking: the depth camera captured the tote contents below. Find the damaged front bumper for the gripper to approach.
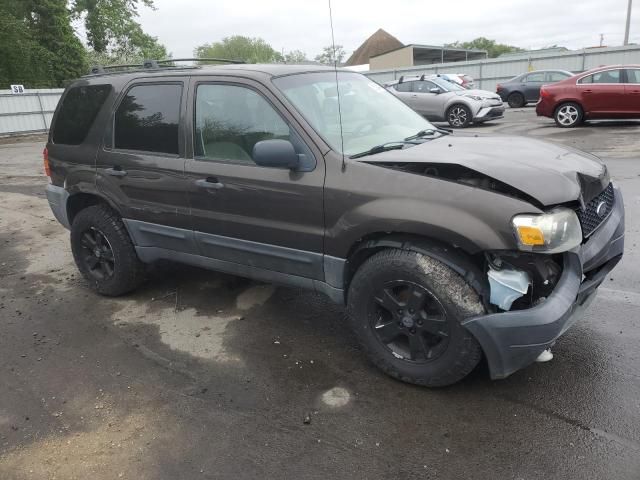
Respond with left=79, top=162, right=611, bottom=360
left=463, top=186, right=625, bottom=380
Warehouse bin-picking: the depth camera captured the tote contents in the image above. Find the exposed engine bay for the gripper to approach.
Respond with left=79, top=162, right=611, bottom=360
left=484, top=251, right=563, bottom=311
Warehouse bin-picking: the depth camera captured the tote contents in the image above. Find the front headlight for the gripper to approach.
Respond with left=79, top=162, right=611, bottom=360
left=465, top=95, right=483, bottom=101
left=512, top=208, right=582, bottom=253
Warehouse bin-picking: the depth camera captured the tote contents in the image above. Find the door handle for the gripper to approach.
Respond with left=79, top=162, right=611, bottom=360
left=583, top=89, right=593, bottom=93
left=195, top=177, right=224, bottom=190
left=105, top=167, right=127, bottom=177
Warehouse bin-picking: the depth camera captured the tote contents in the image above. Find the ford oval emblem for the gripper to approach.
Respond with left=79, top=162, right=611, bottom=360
left=596, top=201, right=607, bottom=218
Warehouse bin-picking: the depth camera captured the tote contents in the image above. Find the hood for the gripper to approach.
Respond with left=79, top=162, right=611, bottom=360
left=455, top=89, right=501, bottom=101
left=360, top=134, right=608, bottom=207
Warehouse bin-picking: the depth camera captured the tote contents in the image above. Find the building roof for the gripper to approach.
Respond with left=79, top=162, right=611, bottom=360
left=345, top=29, right=404, bottom=66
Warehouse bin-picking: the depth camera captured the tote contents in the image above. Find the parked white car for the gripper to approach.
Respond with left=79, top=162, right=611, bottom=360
left=385, top=75, right=504, bottom=127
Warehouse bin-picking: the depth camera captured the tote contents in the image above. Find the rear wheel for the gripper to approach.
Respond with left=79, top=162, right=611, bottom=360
left=347, top=249, right=484, bottom=387
left=446, top=104, right=472, bottom=128
left=71, top=204, right=144, bottom=296
left=507, top=92, right=526, bottom=108
left=554, top=102, right=583, bottom=128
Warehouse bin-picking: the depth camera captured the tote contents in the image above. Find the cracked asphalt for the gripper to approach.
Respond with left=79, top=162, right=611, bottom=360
left=1, top=108, right=639, bottom=479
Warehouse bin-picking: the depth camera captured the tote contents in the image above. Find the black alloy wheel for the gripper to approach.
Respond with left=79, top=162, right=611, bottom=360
left=372, top=280, right=450, bottom=362
left=79, top=227, right=116, bottom=281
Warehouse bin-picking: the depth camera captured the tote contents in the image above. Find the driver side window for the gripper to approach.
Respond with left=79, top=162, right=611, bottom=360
left=194, top=84, right=290, bottom=164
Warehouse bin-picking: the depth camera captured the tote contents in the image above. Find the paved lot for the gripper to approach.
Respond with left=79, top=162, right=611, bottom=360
left=1, top=109, right=639, bottom=479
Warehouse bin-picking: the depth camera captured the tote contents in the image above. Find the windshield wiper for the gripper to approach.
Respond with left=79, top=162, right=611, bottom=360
left=349, top=141, right=419, bottom=159
left=404, top=128, right=451, bottom=141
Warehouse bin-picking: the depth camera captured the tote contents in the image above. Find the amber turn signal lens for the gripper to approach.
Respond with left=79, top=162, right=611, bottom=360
left=516, top=226, right=545, bottom=246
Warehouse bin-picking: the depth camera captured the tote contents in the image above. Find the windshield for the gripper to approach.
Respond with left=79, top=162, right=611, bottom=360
left=432, top=77, right=465, bottom=91
left=273, top=72, right=435, bottom=156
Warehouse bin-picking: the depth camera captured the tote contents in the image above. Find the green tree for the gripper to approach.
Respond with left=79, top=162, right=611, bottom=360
left=314, top=45, right=346, bottom=65
left=86, top=23, right=169, bottom=67
left=71, top=0, right=154, bottom=53
left=73, top=0, right=168, bottom=67
left=283, top=50, right=308, bottom=64
left=446, top=37, right=523, bottom=58
left=0, top=0, right=86, bottom=87
left=0, top=7, right=51, bottom=88
left=194, top=36, right=282, bottom=63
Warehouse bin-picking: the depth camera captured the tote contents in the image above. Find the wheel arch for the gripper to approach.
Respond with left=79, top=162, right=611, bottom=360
left=66, top=191, right=121, bottom=226
left=554, top=99, right=585, bottom=115
left=343, top=232, right=489, bottom=302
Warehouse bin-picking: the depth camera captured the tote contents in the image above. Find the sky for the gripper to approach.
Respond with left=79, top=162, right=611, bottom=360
left=135, top=0, right=638, bottom=60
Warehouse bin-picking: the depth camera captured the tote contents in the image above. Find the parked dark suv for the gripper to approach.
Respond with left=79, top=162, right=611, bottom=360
left=45, top=62, right=624, bottom=386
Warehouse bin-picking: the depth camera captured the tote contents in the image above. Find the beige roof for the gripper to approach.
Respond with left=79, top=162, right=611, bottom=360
left=345, top=29, right=404, bottom=66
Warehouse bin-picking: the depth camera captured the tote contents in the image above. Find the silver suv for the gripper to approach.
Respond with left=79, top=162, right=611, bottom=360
left=386, top=74, right=504, bottom=127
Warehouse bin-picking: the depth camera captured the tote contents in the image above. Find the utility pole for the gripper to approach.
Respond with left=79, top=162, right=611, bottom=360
left=600, top=33, right=604, bottom=47
left=624, top=0, right=633, bottom=45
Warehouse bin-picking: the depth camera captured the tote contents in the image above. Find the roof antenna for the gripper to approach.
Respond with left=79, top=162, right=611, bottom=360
left=328, top=0, right=346, bottom=172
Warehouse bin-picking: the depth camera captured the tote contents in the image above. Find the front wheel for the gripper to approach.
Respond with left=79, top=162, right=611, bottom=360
left=347, top=249, right=484, bottom=387
left=446, top=104, right=472, bottom=128
left=554, top=102, right=583, bottom=128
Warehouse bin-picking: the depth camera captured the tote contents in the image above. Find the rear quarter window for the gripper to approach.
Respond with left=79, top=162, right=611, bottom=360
left=52, top=85, right=111, bottom=145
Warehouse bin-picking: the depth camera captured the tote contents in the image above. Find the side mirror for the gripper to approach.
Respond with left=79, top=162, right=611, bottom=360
left=429, top=87, right=441, bottom=94
left=252, top=139, right=300, bottom=170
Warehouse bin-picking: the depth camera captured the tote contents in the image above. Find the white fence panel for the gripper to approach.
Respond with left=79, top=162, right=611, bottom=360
left=0, top=89, right=64, bottom=135
left=365, top=45, right=640, bottom=93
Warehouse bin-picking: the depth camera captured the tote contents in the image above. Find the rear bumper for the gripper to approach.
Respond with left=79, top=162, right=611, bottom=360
left=535, top=99, right=554, bottom=117
left=474, top=105, right=505, bottom=122
left=463, top=186, right=625, bottom=379
left=45, top=184, right=71, bottom=229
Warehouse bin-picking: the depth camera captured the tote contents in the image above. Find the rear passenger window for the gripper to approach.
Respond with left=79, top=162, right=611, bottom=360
left=114, top=83, right=182, bottom=155
left=525, top=72, right=545, bottom=82
left=53, top=85, right=111, bottom=145
left=625, top=69, right=640, bottom=83
left=394, top=82, right=412, bottom=92
left=194, top=84, right=290, bottom=164
left=414, top=81, right=437, bottom=93
left=546, top=72, right=570, bottom=82
left=579, top=70, right=621, bottom=84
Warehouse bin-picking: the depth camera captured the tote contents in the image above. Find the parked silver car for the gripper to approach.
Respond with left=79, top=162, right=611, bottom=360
left=385, top=75, right=505, bottom=127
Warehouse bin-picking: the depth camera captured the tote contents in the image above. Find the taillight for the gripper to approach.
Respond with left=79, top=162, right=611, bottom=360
left=43, top=147, right=51, bottom=177
left=496, top=84, right=503, bottom=92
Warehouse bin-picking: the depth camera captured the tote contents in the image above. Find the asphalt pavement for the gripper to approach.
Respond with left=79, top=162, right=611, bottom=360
left=1, top=109, right=639, bottom=479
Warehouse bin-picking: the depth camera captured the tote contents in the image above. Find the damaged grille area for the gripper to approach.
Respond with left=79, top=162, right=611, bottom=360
left=576, top=183, right=614, bottom=237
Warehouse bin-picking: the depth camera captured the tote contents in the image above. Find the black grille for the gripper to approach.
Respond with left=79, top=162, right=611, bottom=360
left=576, top=183, right=614, bottom=237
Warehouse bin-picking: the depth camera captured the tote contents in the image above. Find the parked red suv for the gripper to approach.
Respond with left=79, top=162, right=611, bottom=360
left=536, top=65, right=640, bottom=127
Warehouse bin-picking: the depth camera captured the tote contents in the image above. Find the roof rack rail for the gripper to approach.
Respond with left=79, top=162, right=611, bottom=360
left=87, top=57, right=245, bottom=76
left=158, top=57, right=245, bottom=65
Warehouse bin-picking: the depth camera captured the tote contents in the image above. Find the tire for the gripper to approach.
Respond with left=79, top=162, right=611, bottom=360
left=446, top=104, right=472, bottom=128
left=554, top=102, right=583, bottom=128
left=507, top=92, right=525, bottom=108
left=347, top=249, right=485, bottom=387
left=71, top=204, right=145, bottom=296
